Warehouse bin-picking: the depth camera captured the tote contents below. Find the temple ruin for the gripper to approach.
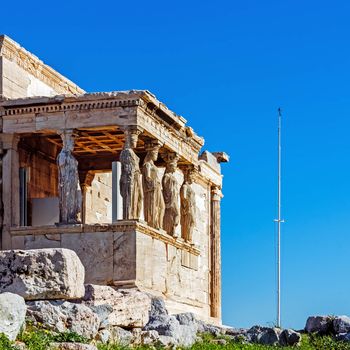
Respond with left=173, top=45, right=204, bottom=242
left=0, top=35, right=228, bottom=325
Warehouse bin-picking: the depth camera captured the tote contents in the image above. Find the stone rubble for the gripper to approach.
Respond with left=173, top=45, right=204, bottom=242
left=9, top=248, right=350, bottom=348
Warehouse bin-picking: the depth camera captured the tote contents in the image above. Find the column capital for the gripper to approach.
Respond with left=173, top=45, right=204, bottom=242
left=0, top=134, right=20, bottom=151
left=120, top=125, right=144, bottom=135
left=211, top=186, right=223, bottom=201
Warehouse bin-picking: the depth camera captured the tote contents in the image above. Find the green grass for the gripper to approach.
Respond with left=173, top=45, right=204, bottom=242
left=1, top=330, right=350, bottom=350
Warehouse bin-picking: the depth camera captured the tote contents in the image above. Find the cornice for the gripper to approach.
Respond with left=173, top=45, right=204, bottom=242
left=0, top=35, right=84, bottom=96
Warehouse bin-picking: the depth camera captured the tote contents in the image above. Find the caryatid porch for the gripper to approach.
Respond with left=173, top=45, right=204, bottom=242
left=0, top=90, right=228, bottom=324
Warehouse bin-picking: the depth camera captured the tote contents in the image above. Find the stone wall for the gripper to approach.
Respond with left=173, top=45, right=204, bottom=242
left=1, top=56, right=58, bottom=99
left=85, top=173, right=113, bottom=224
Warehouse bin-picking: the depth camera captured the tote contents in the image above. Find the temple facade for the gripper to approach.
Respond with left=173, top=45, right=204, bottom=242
left=0, top=35, right=228, bottom=325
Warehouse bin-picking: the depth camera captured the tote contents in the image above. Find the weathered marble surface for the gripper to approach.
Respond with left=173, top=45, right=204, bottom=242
left=27, top=300, right=100, bottom=339
left=0, top=248, right=85, bottom=300
left=83, top=284, right=152, bottom=328
left=0, top=292, right=26, bottom=341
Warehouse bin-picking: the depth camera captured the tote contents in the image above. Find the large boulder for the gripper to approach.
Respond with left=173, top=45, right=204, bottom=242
left=305, top=315, right=333, bottom=334
left=83, top=285, right=151, bottom=328
left=26, top=300, right=100, bottom=339
left=144, top=306, right=197, bottom=347
left=0, top=249, right=85, bottom=300
left=333, top=316, right=350, bottom=334
left=279, top=329, right=302, bottom=346
left=0, top=292, right=26, bottom=341
left=246, top=326, right=282, bottom=345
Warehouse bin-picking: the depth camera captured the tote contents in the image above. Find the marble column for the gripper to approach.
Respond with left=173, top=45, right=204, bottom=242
left=1, top=134, right=20, bottom=249
left=57, top=129, right=82, bottom=224
left=210, top=185, right=223, bottom=319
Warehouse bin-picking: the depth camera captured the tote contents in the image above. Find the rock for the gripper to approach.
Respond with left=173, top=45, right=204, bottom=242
left=96, top=329, right=110, bottom=344
left=50, top=343, right=97, bottom=350
left=145, top=312, right=197, bottom=347
left=336, top=333, right=350, bottom=342
left=247, top=326, right=281, bottom=345
left=0, top=249, right=85, bottom=300
left=83, top=285, right=151, bottom=328
left=26, top=300, right=100, bottom=339
left=108, top=326, right=133, bottom=346
left=305, top=316, right=333, bottom=334
left=333, top=316, right=350, bottom=334
left=279, top=329, right=302, bottom=346
left=175, top=312, right=197, bottom=327
left=141, top=330, right=160, bottom=345
left=0, top=292, right=26, bottom=341
left=149, top=297, right=168, bottom=317
left=211, top=339, right=228, bottom=346
left=14, top=342, right=27, bottom=350
left=196, top=321, right=222, bottom=337
left=87, top=304, right=113, bottom=329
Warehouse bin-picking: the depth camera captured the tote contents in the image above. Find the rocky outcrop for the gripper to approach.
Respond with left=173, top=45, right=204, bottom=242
left=0, top=249, right=85, bottom=300
left=305, top=314, right=350, bottom=343
left=0, top=292, right=26, bottom=341
left=83, top=284, right=151, bottom=328
left=305, top=315, right=333, bottom=334
left=26, top=300, right=100, bottom=339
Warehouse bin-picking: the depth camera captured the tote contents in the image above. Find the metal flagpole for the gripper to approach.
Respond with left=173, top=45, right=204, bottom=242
left=275, top=107, right=284, bottom=328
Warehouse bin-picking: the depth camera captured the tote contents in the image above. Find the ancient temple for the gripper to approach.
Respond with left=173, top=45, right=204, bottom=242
left=0, top=35, right=228, bottom=325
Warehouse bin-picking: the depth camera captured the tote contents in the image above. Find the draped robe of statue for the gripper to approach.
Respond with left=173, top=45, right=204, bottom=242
left=57, top=143, right=81, bottom=224
left=180, top=179, right=196, bottom=242
left=120, top=147, right=143, bottom=219
left=162, top=169, right=180, bottom=236
left=142, top=156, right=164, bottom=229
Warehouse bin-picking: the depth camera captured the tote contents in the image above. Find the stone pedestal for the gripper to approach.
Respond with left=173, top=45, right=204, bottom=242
left=9, top=221, right=212, bottom=322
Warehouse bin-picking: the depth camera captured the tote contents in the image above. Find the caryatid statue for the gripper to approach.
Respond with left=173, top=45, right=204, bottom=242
left=120, top=127, right=143, bottom=220
left=142, top=140, right=165, bottom=229
left=162, top=152, right=180, bottom=237
left=57, top=129, right=82, bottom=224
left=180, top=166, right=196, bottom=242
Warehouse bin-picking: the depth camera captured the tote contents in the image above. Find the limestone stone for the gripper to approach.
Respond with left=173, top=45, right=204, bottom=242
left=26, top=300, right=100, bottom=339
left=0, top=248, right=85, bottom=300
left=83, top=285, right=151, bottom=328
left=0, top=292, right=26, bottom=341
left=108, top=326, right=133, bottom=346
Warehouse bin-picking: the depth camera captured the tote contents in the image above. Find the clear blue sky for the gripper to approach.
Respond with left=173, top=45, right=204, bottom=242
left=2, top=0, right=350, bottom=330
